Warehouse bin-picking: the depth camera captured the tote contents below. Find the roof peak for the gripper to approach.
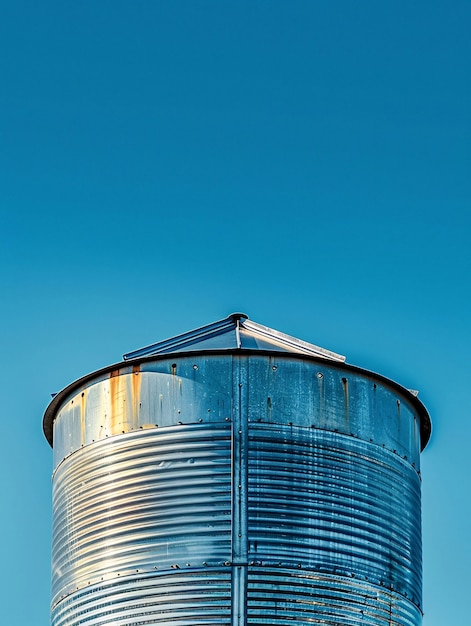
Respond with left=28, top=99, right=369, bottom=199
left=123, top=313, right=346, bottom=362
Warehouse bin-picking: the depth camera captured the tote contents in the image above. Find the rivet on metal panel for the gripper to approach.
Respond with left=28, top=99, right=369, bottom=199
left=317, top=372, right=323, bottom=379
left=272, top=365, right=277, bottom=371
left=193, top=364, right=198, bottom=370
left=198, top=418, right=203, bottom=422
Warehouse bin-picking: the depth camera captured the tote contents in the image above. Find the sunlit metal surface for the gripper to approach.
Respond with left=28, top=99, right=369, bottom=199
left=45, top=318, right=430, bottom=626
left=52, top=425, right=232, bottom=606
left=122, top=312, right=346, bottom=362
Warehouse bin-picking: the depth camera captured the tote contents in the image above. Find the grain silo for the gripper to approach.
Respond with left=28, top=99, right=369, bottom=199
left=43, top=313, right=431, bottom=626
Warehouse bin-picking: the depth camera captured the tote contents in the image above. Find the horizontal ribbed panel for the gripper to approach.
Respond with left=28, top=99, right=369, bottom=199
left=49, top=355, right=425, bottom=626
left=248, top=425, right=422, bottom=609
left=52, top=425, right=232, bottom=608
left=247, top=569, right=421, bottom=626
left=52, top=570, right=232, bottom=626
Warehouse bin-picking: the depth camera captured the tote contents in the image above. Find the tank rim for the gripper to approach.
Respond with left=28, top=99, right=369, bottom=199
left=43, top=349, right=431, bottom=451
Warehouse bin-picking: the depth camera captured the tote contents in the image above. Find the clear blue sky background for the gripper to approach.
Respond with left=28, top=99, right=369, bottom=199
left=1, top=2, right=469, bottom=624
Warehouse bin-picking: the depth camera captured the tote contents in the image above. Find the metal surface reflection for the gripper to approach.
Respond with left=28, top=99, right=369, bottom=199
left=44, top=314, right=430, bottom=626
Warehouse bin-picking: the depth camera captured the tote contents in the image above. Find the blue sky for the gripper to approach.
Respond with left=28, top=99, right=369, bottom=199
left=1, top=2, right=469, bottom=624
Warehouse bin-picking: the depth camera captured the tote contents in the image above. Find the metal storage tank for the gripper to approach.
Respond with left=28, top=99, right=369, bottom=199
left=43, top=313, right=431, bottom=626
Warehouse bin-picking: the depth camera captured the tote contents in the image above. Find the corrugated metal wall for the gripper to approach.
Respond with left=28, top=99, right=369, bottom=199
left=49, top=354, right=425, bottom=625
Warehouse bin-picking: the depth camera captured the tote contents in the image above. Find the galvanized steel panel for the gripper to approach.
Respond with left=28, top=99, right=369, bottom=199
left=247, top=569, right=421, bottom=625
left=52, top=424, right=232, bottom=610
left=245, top=355, right=422, bottom=468
left=52, top=356, right=234, bottom=469
left=247, top=425, right=422, bottom=607
left=51, top=570, right=232, bottom=626
left=52, top=355, right=423, bottom=470
left=48, top=350, right=428, bottom=626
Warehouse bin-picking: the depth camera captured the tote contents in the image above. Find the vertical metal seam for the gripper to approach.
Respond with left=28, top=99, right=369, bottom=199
left=231, top=355, right=248, bottom=626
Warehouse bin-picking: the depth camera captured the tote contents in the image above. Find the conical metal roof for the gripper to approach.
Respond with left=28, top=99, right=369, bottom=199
left=123, top=313, right=346, bottom=362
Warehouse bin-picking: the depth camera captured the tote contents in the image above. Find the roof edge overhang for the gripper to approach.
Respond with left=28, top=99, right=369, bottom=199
left=43, top=347, right=431, bottom=452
